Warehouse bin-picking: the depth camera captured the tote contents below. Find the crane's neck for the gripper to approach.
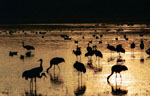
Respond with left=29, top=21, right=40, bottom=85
left=107, top=71, right=114, bottom=84
left=40, top=60, right=43, bottom=68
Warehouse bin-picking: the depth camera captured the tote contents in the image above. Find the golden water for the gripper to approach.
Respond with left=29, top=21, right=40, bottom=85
left=0, top=26, right=150, bottom=96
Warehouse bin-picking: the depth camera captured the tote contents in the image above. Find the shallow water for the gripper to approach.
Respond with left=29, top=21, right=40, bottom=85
left=0, top=25, right=150, bottom=96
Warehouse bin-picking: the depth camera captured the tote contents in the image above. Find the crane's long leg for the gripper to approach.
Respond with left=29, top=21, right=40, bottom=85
left=95, top=56, right=97, bottom=62
left=98, top=58, right=100, bottom=68
left=80, top=55, right=81, bottom=62
left=81, top=72, right=82, bottom=86
left=78, top=71, right=79, bottom=88
left=34, top=78, right=37, bottom=95
left=115, top=73, right=117, bottom=83
left=30, top=79, right=32, bottom=93
left=111, top=51, right=112, bottom=59
left=54, top=65, right=55, bottom=71
left=119, top=73, right=122, bottom=82
left=30, top=79, right=33, bottom=93
left=57, top=65, right=61, bottom=72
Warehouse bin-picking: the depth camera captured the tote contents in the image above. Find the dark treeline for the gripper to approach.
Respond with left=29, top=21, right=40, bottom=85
left=0, top=17, right=150, bottom=24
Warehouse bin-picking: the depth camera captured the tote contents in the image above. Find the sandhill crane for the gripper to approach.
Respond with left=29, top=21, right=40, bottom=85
left=22, top=59, right=46, bottom=91
left=116, top=44, right=125, bottom=58
left=73, top=45, right=82, bottom=61
left=107, top=65, right=128, bottom=84
left=22, top=41, right=35, bottom=50
left=130, top=42, right=135, bottom=57
left=107, top=44, right=116, bottom=59
left=46, top=57, right=65, bottom=73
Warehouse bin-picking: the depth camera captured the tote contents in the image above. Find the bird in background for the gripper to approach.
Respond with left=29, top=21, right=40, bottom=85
left=92, top=45, right=103, bottom=64
left=74, top=40, right=78, bottom=44
left=85, top=43, right=94, bottom=61
left=87, top=43, right=92, bottom=52
left=116, top=44, right=125, bottom=58
left=107, top=44, right=116, bottom=59
left=89, top=40, right=92, bottom=44
left=73, top=45, right=82, bottom=61
left=47, top=57, right=65, bottom=73
left=9, top=51, right=18, bottom=56
left=130, top=42, right=135, bottom=57
left=107, top=64, right=128, bottom=84
left=22, top=41, right=35, bottom=50
left=140, top=39, right=144, bottom=50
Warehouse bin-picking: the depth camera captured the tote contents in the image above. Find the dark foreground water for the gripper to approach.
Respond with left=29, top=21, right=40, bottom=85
left=0, top=24, right=150, bottom=96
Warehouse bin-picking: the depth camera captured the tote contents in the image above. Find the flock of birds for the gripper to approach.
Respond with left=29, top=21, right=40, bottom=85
left=71, top=33, right=150, bottom=84
left=9, top=41, right=35, bottom=60
left=7, top=32, right=150, bottom=95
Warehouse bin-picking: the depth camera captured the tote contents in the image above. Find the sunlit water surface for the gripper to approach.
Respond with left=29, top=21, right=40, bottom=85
left=0, top=26, right=150, bottom=96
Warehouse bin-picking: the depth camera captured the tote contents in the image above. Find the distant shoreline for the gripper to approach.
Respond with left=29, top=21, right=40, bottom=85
left=0, top=23, right=150, bottom=37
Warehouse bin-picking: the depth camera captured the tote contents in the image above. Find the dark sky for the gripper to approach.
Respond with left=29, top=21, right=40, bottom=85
left=0, top=0, right=150, bottom=23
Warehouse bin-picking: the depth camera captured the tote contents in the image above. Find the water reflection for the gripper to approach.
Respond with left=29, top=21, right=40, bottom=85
left=74, top=85, right=86, bottom=96
left=108, top=81, right=128, bottom=96
left=140, top=51, right=145, bottom=63
left=0, top=25, right=150, bottom=95
left=130, top=42, right=136, bottom=58
left=49, top=71, right=64, bottom=85
left=24, top=87, right=43, bottom=96
left=87, top=59, right=102, bottom=73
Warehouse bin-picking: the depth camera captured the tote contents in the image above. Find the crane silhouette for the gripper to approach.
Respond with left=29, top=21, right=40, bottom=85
left=107, top=65, right=128, bottom=84
left=140, top=39, right=144, bottom=50
left=22, top=41, right=35, bottom=50
left=46, top=57, right=65, bottom=73
left=87, top=43, right=92, bottom=52
left=73, top=61, right=86, bottom=96
left=22, top=59, right=44, bottom=79
left=73, top=61, right=86, bottom=74
left=9, top=51, right=18, bottom=56
left=92, top=45, right=103, bottom=65
left=140, top=40, right=144, bottom=63
left=116, top=44, right=125, bottom=58
left=20, top=55, right=24, bottom=60
left=22, top=59, right=46, bottom=91
left=107, top=44, right=116, bottom=59
left=73, top=45, right=82, bottom=61
left=130, top=42, right=135, bottom=57
left=85, top=43, right=94, bottom=61
left=89, top=40, right=92, bottom=44
left=74, top=40, right=78, bottom=44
